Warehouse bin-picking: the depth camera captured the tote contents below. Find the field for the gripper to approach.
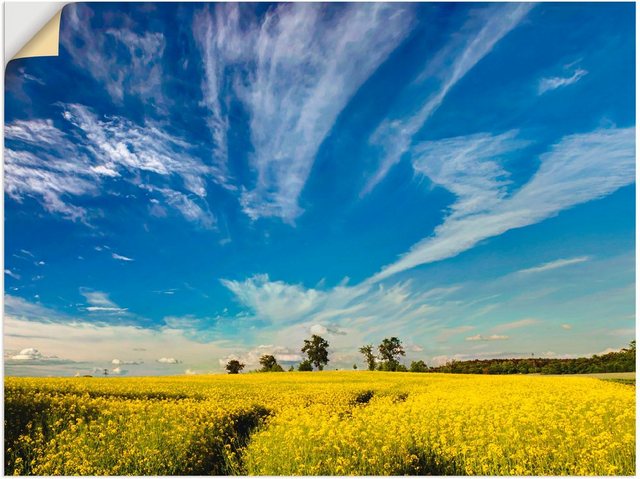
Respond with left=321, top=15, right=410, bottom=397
left=5, top=372, right=635, bottom=476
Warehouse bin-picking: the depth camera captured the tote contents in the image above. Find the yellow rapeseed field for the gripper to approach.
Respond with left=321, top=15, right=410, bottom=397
left=4, top=372, right=635, bottom=475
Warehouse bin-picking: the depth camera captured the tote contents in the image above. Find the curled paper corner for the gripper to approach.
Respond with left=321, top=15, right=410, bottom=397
left=10, top=7, right=64, bottom=62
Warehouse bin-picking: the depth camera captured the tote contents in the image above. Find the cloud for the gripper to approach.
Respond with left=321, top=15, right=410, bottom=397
left=10, top=348, right=44, bottom=360
left=222, top=274, right=324, bottom=324
left=81, top=290, right=129, bottom=314
left=538, top=68, right=587, bottom=95
left=60, top=3, right=166, bottom=108
left=310, top=324, right=346, bottom=336
left=561, top=324, right=572, bottom=330
left=157, top=357, right=180, bottom=364
left=466, top=334, right=509, bottom=341
left=111, top=367, right=128, bottom=375
left=370, top=127, right=635, bottom=282
left=112, top=253, right=134, bottom=262
left=3, top=296, right=241, bottom=376
left=194, top=3, right=414, bottom=221
left=5, top=104, right=215, bottom=227
left=5, top=269, right=21, bottom=280
left=185, top=369, right=197, bottom=375
left=492, top=318, right=541, bottom=332
left=363, top=3, right=534, bottom=194
left=436, top=325, right=475, bottom=342
left=111, top=359, right=143, bottom=365
left=6, top=347, right=76, bottom=366
left=517, top=257, right=590, bottom=274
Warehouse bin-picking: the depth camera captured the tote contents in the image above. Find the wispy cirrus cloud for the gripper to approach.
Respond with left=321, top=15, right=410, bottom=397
left=466, top=334, right=509, bottom=341
left=492, top=318, right=541, bottom=332
left=111, top=253, right=134, bottom=262
left=538, top=68, right=587, bottom=95
left=370, top=126, right=635, bottom=282
left=517, top=256, right=590, bottom=275
left=362, top=3, right=534, bottom=195
left=5, top=104, right=215, bottom=227
left=194, top=3, right=414, bottom=222
left=60, top=3, right=166, bottom=108
left=81, top=290, right=129, bottom=314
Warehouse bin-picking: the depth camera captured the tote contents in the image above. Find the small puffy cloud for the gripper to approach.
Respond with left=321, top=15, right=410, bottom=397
left=11, top=348, right=44, bottom=360
left=185, top=369, right=197, bottom=375
left=310, top=323, right=346, bottom=336
left=408, top=344, right=424, bottom=352
left=465, top=334, right=509, bottom=341
left=111, top=367, right=128, bottom=375
left=112, top=358, right=143, bottom=365
left=157, top=357, right=180, bottom=364
left=561, top=324, right=572, bottom=330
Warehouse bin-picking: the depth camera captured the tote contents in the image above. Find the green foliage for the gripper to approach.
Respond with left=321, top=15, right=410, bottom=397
left=430, top=341, right=636, bottom=375
left=359, top=345, right=377, bottom=371
left=297, top=359, right=313, bottom=371
left=225, top=360, right=245, bottom=374
left=410, top=360, right=429, bottom=373
left=258, top=355, right=284, bottom=373
left=377, top=337, right=405, bottom=371
left=288, top=365, right=295, bottom=372
left=301, top=335, right=330, bottom=371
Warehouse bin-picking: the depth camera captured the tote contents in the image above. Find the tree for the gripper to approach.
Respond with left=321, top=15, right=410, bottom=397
left=301, top=335, right=329, bottom=371
left=225, top=359, right=245, bottom=374
left=288, top=365, right=295, bottom=372
left=298, top=359, right=313, bottom=371
left=359, top=344, right=377, bottom=371
left=378, top=337, right=405, bottom=371
left=410, top=360, right=429, bottom=373
left=259, top=354, right=284, bottom=372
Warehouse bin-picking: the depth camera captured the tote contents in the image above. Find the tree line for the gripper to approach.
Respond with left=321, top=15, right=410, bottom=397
left=225, top=335, right=635, bottom=375
left=430, top=341, right=636, bottom=375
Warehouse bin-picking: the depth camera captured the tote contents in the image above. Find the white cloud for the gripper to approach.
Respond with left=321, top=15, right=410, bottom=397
left=11, top=348, right=44, bottom=360
left=5, top=269, right=21, bottom=280
left=111, top=367, right=128, bottom=375
left=517, top=257, right=590, bottom=275
left=60, top=3, right=166, bottom=108
left=363, top=3, right=534, bottom=194
left=466, top=334, right=509, bottom=341
left=370, top=127, right=635, bottom=282
left=561, top=324, right=572, bottom=330
left=157, top=357, right=180, bottom=364
left=5, top=105, right=216, bottom=227
left=538, top=68, right=587, bottom=95
left=194, top=3, right=414, bottom=221
left=222, top=274, right=324, bottom=324
left=112, top=253, right=134, bottom=262
left=492, top=318, right=541, bottom=332
left=112, top=359, right=143, bottom=365
left=185, top=369, right=197, bottom=375
left=81, top=290, right=129, bottom=314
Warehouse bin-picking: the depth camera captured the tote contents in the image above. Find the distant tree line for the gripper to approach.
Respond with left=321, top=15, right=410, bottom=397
left=430, top=341, right=636, bottom=375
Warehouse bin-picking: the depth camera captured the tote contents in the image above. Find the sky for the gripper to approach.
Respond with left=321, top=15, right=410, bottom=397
left=3, top=2, right=635, bottom=376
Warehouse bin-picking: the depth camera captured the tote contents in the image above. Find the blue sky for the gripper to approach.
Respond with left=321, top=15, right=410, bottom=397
left=4, top=2, right=635, bottom=376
